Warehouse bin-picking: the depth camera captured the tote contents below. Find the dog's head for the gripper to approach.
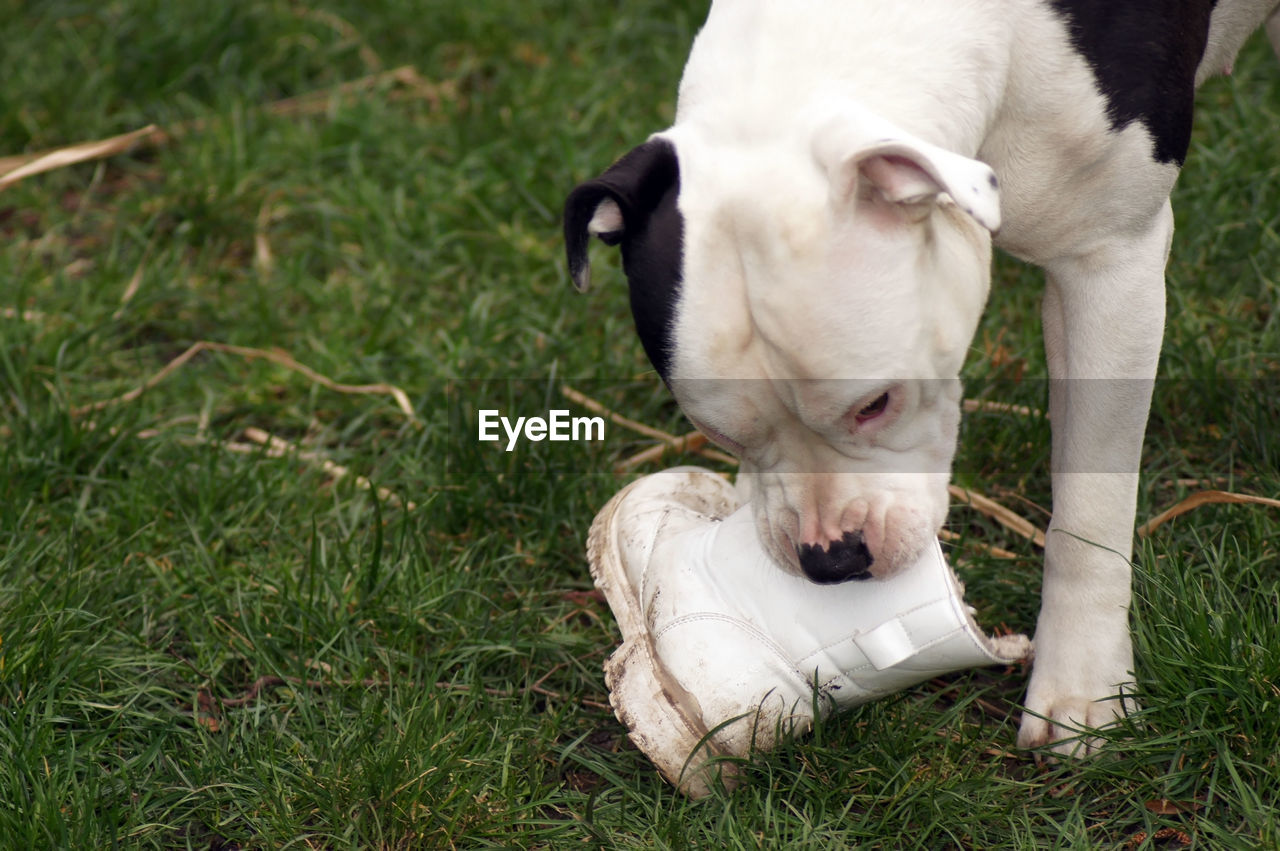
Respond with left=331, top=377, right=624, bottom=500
left=565, top=105, right=1000, bottom=582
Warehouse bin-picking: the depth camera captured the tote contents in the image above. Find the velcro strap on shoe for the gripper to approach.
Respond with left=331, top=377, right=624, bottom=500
left=853, top=598, right=954, bottom=670
left=853, top=619, right=917, bottom=670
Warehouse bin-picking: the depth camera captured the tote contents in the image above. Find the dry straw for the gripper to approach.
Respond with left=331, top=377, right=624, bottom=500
left=72, top=339, right=417, bottom=424
left=0, top=66, right=452, bottom=193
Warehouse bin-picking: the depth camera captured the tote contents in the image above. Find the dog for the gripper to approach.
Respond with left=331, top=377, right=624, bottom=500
left=564, top=1, right=1280, bottom=755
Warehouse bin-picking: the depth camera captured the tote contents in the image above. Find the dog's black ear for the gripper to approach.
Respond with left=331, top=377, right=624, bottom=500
left=563, top=138, right=679, bottom=292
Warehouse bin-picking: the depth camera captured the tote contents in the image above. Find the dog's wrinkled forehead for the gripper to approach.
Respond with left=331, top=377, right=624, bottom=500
left=681, top=144, right=978, bottom=384
left=673, top=148, right=851, bottom=379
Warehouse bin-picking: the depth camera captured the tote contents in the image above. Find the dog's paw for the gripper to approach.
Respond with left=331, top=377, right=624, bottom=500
left=1018, top=576, right=1139, bottom=759
left=1016, top=685, right=1137, bottom=759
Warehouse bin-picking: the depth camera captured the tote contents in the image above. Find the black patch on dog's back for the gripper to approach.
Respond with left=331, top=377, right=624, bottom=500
left=1048, top=0, right=1216, bottom=165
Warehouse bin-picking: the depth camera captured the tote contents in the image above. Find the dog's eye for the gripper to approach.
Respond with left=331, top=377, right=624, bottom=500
left=854, top=392, right=890, bottom=424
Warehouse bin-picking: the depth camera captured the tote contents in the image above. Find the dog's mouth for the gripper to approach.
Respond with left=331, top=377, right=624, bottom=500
left=744, top=464, right=951, bottom=584
left=684, top=413, right=745, bottom=456
left=756, top=503, right=935, bottom=584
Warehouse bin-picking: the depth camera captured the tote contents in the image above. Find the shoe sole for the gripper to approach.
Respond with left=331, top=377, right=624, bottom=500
left=587, top=471, right=741, bottom=797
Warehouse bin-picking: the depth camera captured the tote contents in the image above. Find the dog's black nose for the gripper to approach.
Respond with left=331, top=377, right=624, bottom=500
left=796, top=532, right=873, bottom=584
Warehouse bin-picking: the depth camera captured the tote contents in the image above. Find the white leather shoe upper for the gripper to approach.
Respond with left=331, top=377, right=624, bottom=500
left=591, top=467, right=1032, bottom=787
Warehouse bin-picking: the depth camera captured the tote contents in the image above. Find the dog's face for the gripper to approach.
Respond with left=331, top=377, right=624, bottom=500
left=566, top=108, right=1000, bottom=582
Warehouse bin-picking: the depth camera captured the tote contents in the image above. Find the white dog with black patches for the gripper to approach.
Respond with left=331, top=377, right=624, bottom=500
left=565, top=1, right=1279, bottom=755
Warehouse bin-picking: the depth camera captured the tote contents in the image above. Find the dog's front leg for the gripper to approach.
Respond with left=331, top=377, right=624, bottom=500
left=1017, top=201, right=1174, bottom=756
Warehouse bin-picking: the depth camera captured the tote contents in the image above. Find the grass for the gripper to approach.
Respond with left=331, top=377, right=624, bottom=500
left=1, top=1, right=1277, bottom=847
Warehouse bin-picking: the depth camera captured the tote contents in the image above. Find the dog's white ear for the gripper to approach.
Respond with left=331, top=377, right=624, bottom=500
left=813, top=107, right=1001, bottom=233
left=563, top=138, right=679, bottom=292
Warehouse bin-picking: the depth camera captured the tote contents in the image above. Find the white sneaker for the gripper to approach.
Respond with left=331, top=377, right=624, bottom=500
left=587, top=467, right=1031, bottom=796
